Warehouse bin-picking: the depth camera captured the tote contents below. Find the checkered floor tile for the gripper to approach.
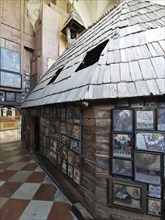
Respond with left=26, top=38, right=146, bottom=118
left=0, top=141, right=78, bottom=220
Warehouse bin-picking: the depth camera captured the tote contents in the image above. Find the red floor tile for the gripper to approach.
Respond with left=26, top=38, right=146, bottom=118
left=33, top=184, right=57, bottom=201
left=18, top=156, right=32, bottom=162
left=26, top=171, right=46, bottom=183
left=0, top=182, right=22, bottom=197
left=21, top=163, right=38, bottom=171
left=47, top=203, right=74, bottom=220
left=0, top=199, right=29, bottom=220
left=0, top=170, right=17, bottom=181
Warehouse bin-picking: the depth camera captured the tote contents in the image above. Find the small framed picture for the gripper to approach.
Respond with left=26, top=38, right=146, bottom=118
left=73, top=168, right=81, bottom=184
left=157, top=108, right=165, bottom=131
left=61, top=134, right=69, bottom=146
left=147, top=198, right=161, bottom=216
left=49, top=151, right=58, bottom=165
left=74, top=107, right=82, bottom=124
left=112, top=133, right=133, bottom=158
left=134, top=151, right=161, bottom=184
left=56, top=143, right=62, bottom=154
left=5, top=92, right=15, bottom=102
left=135, top=132, right=165, bottom=153
left=66, top=107, right=74, bottom=122
left=50, top=119, right=61, bottom=141
left=61, top=145, right=67, bottom=160
left=62, top=159, right=67, bottom=174
left=70, top=139, right=81, bottom=154
left=68, top=164, right=73, bottom=178
left=108, top=177, right=146, bottom=213
left=148, top=184, right=162, bottom=198
left=53, top=140, right=60, bottom=152
left=66, top=123, right=72, bottom=137
left=112, top=109, right=133, bottom=132
left=112, top=158, right=133, bottom=177
left=135, top=109, right=155, bottom=130
left=74, top=154, right=82, bottom=168
left=50, top=138, right=53, bottom=150
left=68, top=150, right=74, bottom=165
left=61, top=122, right=66, bottom=134
left=72, top=124, right=81, bottom=140
left=57, top=154, right=62, bottom=167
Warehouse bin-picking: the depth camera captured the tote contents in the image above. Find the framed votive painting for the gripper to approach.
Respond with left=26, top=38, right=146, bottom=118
left=70, top=139, right=81, bottom=154
left=148, top=184, right=162, bottom=199
left=112, top=133, right=133, bottom=158
left=112, top=109, right=133, bottom=132
left=68, top=164, right=73, bottom=178
left=68, top=150, right=74, bottom=165
left=157, top=108, right=165, bottom=131
left=73, top=168, right=81, bottom=184
left=135, top=109, right=155, bottom=130
left=108, top=177, right=146, bottom=213
left=72, top=124, right=81, bottom=140
left=135, top=132, right=165, bottom=153
left=134, top=151, right=161, bottom=184
left=74, top=107, right=82, bottom=124
left=147, top=198, right=161, bottom=217
left=112, top=158, right=132, bottom=177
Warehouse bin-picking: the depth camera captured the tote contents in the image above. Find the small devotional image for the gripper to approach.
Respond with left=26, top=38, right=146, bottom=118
left=134, top=152, right=161, bottom=184
left=148, top=199, right=161, bottom=216
left=112, top=109, right=133, bottom=132
left=135, top=132, right=165, bottom=153
left=135, top=110, right=155, bottom=130
left=112, top=133, right=132, bottom=158
left=157, top=108, right=165, bottom=131
left=112, top=158, right=132, bottom=177
left=113, top=183, right=141, bottom=209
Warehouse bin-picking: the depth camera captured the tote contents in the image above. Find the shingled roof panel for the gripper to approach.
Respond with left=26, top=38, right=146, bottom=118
left=151, top=57, right=165, bottom=78
left=22, top=0, right=165, bottom=108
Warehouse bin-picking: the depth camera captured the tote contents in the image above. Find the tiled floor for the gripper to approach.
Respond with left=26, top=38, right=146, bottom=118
left=0, top=141, right=78, bottom=220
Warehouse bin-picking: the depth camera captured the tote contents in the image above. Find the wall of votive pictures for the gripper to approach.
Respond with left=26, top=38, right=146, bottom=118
left=110, top=106, right=165, bottom=217
left=40, top=106, right=82, bottom=185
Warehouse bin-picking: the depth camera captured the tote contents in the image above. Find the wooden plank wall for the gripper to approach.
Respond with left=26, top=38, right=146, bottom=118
left=86, top=104, right=162, bottom=220
left=82, top=107, right=97, bottom=215
left=94, top=106, right=113, bottom=219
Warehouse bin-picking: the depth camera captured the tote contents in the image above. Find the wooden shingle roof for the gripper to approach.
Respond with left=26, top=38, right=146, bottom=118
left=61, top=7, right=85, bottom=35
left=22, top=0, right=165, bottom=108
